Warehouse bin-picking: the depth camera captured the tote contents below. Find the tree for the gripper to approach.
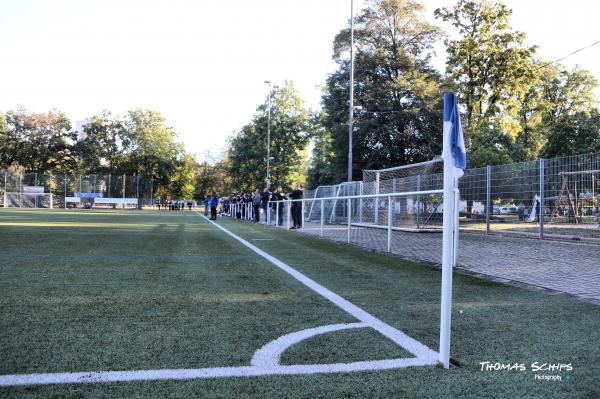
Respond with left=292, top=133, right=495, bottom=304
left=171, top=153, right=196, bottom=199
left=120, top=109, right=184, bottom=191
left=3, top=107, right=77, bottom=172
left=322, top=0, right=444, bottom=182
left=0, top=112, right=8, bottom=167
left=436, top=0, right=536, bottom=166
left=515, top=64, right=599, bottom=160
left=543, top=110, right=600, bottom=158
left=227, top=81, right=311, bottom=191
left=194, top=154, right=232, bottom=199
left=74, top=111, right=124, bottom=174
left=307, top=112, right=337, bottom=188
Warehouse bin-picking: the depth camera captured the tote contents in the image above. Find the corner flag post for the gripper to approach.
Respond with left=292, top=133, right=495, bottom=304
left=439, top=92, right=466, bottom=368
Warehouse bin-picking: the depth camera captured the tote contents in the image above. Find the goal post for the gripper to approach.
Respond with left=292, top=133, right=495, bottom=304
left=3, top=192, right=53, bottom=208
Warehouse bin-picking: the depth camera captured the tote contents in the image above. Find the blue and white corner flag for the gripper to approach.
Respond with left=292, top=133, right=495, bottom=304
left=443, top=92, right=466, bottom=179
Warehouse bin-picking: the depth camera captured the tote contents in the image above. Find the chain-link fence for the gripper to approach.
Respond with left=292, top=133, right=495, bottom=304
left=304, top=152, right=600, bottom=242
left=0, top=172, right=154, bottom=208
left=223, top=188, right=451, bottom=265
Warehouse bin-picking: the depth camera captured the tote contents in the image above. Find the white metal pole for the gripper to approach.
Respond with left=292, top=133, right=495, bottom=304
left=287, top=201, right=291, bottom=229
left=301, top=201, right=305, bottom=231
left=347, top=199, right=351, bottom=243
left=320, top=199, right=324, bottom=237
left=276, top=202, right=279, bottom=227
left=375, top=172, right=380, bottom=224
left=439, top=119, right=456, bottom=370
left=453, top=188, right=460, bottom=266
left=347, top=0, right=354, bottom=183
left=359, top=181, right=363, bottom=222
left=267, top=202, right=271, bottom=225
left=387, top=196, right=392, bottom=252
left=265, top=80, right=271, bottom=188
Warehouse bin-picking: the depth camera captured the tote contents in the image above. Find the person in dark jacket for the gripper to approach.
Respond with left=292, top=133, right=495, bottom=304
left=261, top=188, right=271, bottom=224
left=252, top=189, right=261, bottom=222
left=204, top=196, right=209, bottom=216
left=289, top=184, right=303, bottom=229
left=210, top=192, right=218, bottom=220
left=271, top=186, right=287, bottom=226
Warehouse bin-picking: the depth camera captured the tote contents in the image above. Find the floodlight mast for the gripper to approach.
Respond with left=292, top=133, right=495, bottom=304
left=265, top=80, right=271, bottom=188
left=347, top=0, right=354, bottom=183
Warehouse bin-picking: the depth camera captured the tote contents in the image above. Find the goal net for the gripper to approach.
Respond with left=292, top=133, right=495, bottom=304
left=3, top=192, right=54, bottom=208
left=360, top=157, right=444, bottom=231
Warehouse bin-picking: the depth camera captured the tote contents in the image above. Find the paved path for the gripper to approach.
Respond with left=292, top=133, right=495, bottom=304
left=295, top=222, right=600, bottom=304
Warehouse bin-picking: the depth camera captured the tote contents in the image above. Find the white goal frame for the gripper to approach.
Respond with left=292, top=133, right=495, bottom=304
left=3, top=192, right=53, bottom=208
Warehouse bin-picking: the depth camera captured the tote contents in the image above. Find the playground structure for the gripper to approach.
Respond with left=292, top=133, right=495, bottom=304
left=550, top=170, right=599, bottom=224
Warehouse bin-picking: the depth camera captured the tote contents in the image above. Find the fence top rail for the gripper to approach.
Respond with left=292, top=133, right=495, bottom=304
left=362, top=157, right=442, bottom=173
left=264, top=189, right=444, bottom=204
left=558, top=169, right=600, bottom=176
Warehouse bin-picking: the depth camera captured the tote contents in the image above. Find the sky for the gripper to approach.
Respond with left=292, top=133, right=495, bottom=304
left=1, top=0, right=599, bottom=161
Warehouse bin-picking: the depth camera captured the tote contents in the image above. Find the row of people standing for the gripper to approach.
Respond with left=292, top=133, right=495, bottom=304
left=222, top=184, right=304, bottom=228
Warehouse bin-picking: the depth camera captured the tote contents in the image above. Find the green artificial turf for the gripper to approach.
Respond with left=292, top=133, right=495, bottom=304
left=0, top=209, right=599, bottom=398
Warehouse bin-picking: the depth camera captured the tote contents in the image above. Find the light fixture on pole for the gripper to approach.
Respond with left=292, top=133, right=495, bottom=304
left=264, top=80, right=271, bottom=188
left=348, top=0, right=355, bottom=183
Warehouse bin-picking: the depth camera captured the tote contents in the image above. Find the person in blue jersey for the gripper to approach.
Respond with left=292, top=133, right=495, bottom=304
left=210, top=192, right=219, bottom=220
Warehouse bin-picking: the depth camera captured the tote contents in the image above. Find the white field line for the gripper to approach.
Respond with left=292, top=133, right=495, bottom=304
left=0, top=358, right=435, bottom=386
left=197, top=213, right=438, bottom=362
left=252, top=322, right=368, bottom=367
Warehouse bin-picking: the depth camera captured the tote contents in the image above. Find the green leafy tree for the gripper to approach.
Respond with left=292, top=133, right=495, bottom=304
left=3, top=107, right=77, bottom=172
left=120, top=109, right=184, bottom=192
left=307, top=112, right=337, bottom=188
left=435, top=0, right=536, bottom=166
left=227, top=81, right=311, bottom=191
left=543, top=110, right=600, bottom=158
left=194, top=154, right=233, bottom=199
left=0, top=112, right=8, bottom=167
left=171, top=153, right=196, bottom=199
left=322, top=0, right=444, bottom=181
left=74, top=111, right=124, bottom=174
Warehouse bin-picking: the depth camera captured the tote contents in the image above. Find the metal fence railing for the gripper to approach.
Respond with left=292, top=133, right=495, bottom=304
left=222, top=189, right=452, bottom=265
left=0, top=172, right=154, bottom=208
left=305, top=152, right=600, bottom=242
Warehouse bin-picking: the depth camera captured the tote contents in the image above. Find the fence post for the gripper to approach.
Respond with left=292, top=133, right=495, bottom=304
left=539, top=158, right=545, bottom=240
left=150, top=178, right=153, bottom=207
left=375, top=172, right=380, bottom=224
left=454, top=188, right=460, bottom=266
left=320, top=199, right=324, bottom=238
left=276, top=202, right=279, bottom=226
left=3, top=172, right=7, bottom=208
left=387, top=196, right=392, bottom=252
left=347, top=199, right=351, bottom=243
left=301, top=201, right=305, bottom=231
left=287, top=202, right=291, bottom=229
left=416, top=175, right=421, bottom=229
left=359, top=181, right=363, bottom=223
left=486, top=166, right=491, bottom=235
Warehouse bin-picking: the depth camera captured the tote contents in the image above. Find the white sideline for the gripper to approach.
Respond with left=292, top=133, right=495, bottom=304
left=198, top=213, right=438, bottom=362
left=0, top=358, right=436, bottom=386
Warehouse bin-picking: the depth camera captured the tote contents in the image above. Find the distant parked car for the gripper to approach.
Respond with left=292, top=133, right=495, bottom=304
left=494, top=206, right=517, bottom=215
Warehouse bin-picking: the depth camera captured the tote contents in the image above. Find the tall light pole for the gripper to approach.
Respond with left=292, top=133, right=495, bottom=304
left=348, top=0, right=355, bottom=182
left=264, top=80, right=271, bottom=188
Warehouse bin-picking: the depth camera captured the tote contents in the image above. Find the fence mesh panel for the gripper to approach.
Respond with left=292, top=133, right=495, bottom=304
left=1, top=172, right=154, bottom=208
